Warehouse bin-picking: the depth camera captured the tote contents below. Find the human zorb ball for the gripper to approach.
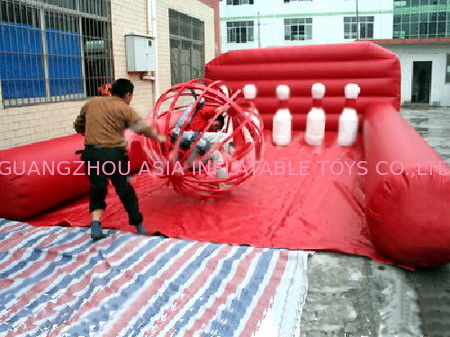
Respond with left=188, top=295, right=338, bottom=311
left=142, top=78, right=264, bottom=198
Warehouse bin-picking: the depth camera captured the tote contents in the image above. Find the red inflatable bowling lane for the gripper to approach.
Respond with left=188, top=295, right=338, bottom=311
left=0, top=42, right=448, bottom=268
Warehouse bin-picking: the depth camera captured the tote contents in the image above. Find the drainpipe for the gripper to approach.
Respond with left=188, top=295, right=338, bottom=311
left=146, top=0, right=160, bottom=103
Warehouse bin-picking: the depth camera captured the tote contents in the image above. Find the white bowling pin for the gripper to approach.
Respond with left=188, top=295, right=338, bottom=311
left=272, top=84, right=292, bottom=146
left=305, top=83, right=326, bottom=146
left=243, top=84, right=257, bottom=104
left=219, top=84, right=230, bottom=98
left=338, top=83, right=360, bottom=147
left=242, top=84, right=260, bottom=143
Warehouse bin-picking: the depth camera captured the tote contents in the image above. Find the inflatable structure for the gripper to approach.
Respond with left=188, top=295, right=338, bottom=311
left=141, top=78, right=264, bottom=198
left=0, top=42, right=448, bottom=268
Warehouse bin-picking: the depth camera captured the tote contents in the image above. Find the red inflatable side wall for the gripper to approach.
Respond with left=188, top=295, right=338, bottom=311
left=0, top=135, right=88, bottom=220
left=0, top=133, right=145, bottom=220
left=206, top=42, right=401, bottom=129
left=364, top=103, right=450, bottom=267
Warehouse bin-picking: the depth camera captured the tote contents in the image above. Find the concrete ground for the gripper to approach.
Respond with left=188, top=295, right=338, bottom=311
left=299, top=106, right=450, bottom=337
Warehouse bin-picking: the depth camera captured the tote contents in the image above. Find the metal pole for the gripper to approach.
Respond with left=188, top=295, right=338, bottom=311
left=0, top=77, right=3, bottom=109
left=79, top=16, right=87, bottom=97
left=257, top=11, right=261, bottom=48
left=40, top=8, right=51, bottom=100
left=356, top=0, right=359, bottom=40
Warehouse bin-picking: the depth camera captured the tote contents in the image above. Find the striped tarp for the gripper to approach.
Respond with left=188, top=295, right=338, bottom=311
left=0, top=219, right=308, bottom=337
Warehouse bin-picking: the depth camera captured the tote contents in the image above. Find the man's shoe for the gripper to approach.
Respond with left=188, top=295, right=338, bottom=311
left=151, top=231, right=169, bottom=239
left=91, top=221, right=107, bottom=240
left=136, top=223, right=148, bottom=236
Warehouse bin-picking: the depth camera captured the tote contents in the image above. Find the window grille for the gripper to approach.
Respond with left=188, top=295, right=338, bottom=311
left=0, top=0, right=114, bottom=107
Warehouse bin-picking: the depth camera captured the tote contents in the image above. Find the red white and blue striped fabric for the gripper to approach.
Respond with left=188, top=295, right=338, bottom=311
left=0, top=219, right=308, bottom=337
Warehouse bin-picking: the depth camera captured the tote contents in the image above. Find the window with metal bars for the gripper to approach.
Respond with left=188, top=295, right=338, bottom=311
left=0, top=0, right=113, bottom=107
left=284, top=18, right=312, bottom=40
left=394, top=0, right=446, bottom=6
left=226, top=21, right=254, bottom=43
left=393, top=11, right=448, bottom=39
left=169, top=9, right=205, bottom=85
left=344, top=16, right=374, bottom=39
left=284, top=0, right=313, bottom=3
left=226, top=0, right=254, bottom=5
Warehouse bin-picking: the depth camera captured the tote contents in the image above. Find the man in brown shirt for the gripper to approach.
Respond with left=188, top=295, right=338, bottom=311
left=74, top=78, right=165, bottom=240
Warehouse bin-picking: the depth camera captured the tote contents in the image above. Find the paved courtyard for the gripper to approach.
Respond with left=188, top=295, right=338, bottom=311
left=299, top=106, right=450, bottom=337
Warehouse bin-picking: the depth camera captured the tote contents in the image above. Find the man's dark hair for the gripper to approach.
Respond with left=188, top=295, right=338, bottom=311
left=111, top=78, right=134, bottom=98
left=215, top=114, right=225, bottom=129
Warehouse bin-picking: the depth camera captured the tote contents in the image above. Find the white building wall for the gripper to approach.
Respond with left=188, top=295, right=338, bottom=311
left=220, top=0, right=393, bottom=51
left=384, top=44, right=450, bottom=107
left=220, top=0, right=449, bottom=107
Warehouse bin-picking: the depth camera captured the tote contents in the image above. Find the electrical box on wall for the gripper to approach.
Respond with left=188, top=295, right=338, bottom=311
left=125, top=34, right=155, bottom=72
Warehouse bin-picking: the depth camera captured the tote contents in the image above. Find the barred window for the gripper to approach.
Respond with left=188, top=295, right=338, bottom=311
left=284, top=18, right=312, bottom=40
left=344, top=16, right=374, bottom=39
left=395, top=0, right=447, bottom=5
left=226, top=0, right=254, bottom=5
left=227, top=21, right=254, bottom=43
left=169, top=9, right=204, bottom=85
left=393, top=11, right=448, bottom=39
left=0, top=0, right=113, bottom=107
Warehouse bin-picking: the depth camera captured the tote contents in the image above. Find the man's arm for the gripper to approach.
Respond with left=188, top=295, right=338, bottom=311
left=172, top=103, right=195, bottom=136
left=74, top=104, right=87, bottom=135
left=125, top=106, right=166, bottom=142
left=129, top=120, right=164, bottom=140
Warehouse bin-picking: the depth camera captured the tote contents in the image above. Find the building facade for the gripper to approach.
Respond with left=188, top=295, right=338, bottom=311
left=220, top=0, right=394, bottom=50
left=391, top=0, right=450, bottom=106
left=393, top=0, right=449, bottom=39
left=0, top=0, right=218, bottom=150
left=375, top=38, right=450, bottom=106
left=220, top=0, right=450, bottom=106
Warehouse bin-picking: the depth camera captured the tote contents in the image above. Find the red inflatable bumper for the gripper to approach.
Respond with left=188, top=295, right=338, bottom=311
left=0, top=135, right=88, bottom=219
left=0, top=133, right=145, bottom=220
left=364, top=103, right=450, bottom=267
